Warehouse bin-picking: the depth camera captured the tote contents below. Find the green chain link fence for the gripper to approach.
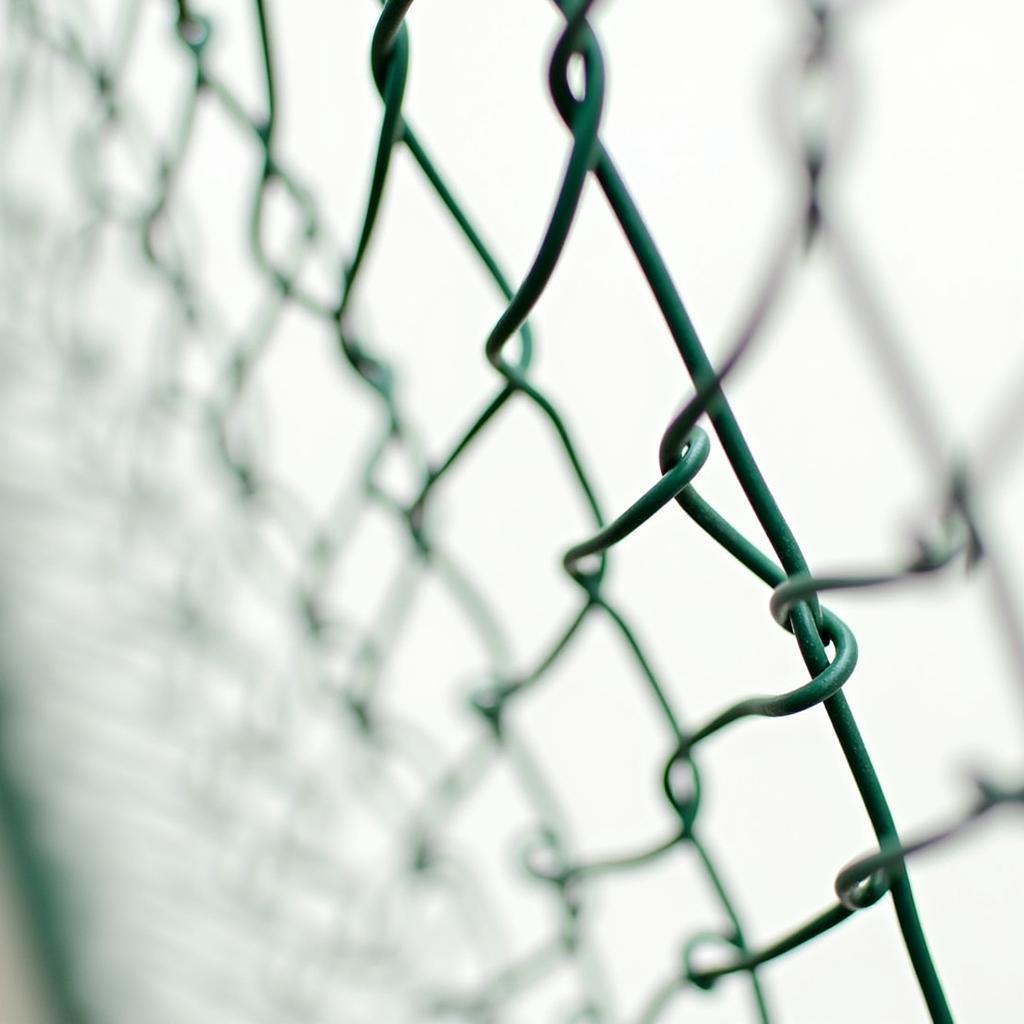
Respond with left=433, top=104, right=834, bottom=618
left=1, top=1, right=1022, bottom=1022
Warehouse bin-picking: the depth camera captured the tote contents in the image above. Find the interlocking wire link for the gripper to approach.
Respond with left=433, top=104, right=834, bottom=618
left=1, top=1, right=1022, bottom=1022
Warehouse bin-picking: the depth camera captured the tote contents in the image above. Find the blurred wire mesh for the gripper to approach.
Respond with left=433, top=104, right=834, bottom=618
left=0, top=1, right=1022, bottom=1022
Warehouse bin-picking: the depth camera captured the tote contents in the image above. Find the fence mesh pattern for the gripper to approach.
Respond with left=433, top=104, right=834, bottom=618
left=1, top=1, right=1023, bottom=1022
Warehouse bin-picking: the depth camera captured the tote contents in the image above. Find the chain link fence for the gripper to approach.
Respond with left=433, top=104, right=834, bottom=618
left=1, top=1, right=1023, bottom=1022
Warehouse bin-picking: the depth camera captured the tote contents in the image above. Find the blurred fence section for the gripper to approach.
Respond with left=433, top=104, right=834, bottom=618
left=1, top=2, right=1023, bottom=1023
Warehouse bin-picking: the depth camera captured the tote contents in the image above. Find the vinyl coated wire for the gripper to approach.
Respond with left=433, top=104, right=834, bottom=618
left=0, top=1, right=1022, bottom=1022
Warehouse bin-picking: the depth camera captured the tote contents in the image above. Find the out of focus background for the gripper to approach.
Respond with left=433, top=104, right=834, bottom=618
left=1, top=1, right=1023, bottom=1022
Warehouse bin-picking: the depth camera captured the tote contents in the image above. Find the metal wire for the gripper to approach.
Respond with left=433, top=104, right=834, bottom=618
left=1, top=1, right=1022, bottom=1022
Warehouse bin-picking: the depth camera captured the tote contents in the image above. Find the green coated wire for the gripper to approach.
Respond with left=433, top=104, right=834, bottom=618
left=1, top=0, right=1023, bottom=1022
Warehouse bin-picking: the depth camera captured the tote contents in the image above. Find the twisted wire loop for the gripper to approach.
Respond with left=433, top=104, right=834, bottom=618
left=0, top=0, right=1022, bottom=1022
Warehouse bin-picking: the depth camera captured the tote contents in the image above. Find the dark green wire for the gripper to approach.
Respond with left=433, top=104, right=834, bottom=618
left=6, top=0, right=1023, bottom=1021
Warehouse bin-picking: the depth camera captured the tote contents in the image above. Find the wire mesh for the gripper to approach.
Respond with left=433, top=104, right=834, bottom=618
left=1, top=1, right=1023, bottom=1022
